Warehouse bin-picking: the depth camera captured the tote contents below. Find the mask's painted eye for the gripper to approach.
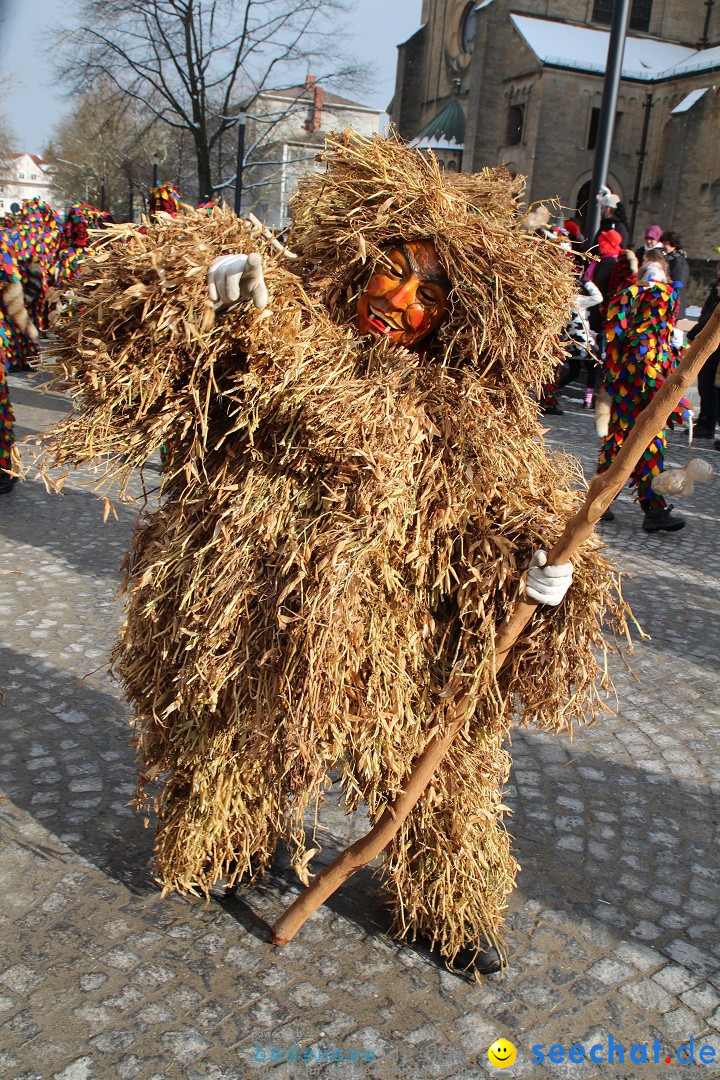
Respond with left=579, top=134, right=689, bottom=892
left=418, top=287, right=440, bottom=304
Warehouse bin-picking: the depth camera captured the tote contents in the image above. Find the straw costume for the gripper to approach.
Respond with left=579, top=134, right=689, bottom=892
left=37, top=134, right=628, bottom=968
left=597, top=253, right=690, bottom=528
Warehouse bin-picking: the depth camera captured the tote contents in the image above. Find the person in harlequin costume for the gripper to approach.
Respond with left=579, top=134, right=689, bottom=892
left=149, top=181, right=183, bottom=217
left=596, top=249, right=690, bottom=532
left=0, top=198, right=62, bottom=370
left=537, top=225, right=598, bottom=415
left=52, top=202, right=103, bottom=289
left=0, top=320, right=17, bottom=493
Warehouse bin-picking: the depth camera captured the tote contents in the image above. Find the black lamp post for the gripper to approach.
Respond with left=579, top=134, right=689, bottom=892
left=584, top=0, right=632, bottom=243
left=234, top=112, right=246, bottom=216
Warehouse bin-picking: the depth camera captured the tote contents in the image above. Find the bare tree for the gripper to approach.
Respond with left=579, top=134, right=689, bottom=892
left=54, top=0, right=368, bottom=201
left=0, top=7, right=17, bottom=166
left=0, top=109, right=15, bottom=162
left=45, top=84, right=175, bottom=218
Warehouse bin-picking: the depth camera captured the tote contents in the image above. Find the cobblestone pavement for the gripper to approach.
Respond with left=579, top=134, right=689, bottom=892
left=1, top=369, right=719, bottom=1080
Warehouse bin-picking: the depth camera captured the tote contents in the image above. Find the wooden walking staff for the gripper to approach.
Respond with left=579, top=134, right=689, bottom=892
left=271, top=307, right=720, bottom=947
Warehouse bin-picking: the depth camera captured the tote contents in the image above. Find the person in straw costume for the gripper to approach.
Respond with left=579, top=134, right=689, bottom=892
left=37, top=132, right=629, bottom=974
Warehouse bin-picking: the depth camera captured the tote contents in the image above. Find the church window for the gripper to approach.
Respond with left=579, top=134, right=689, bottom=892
left=506, top=104, right=524, bottom=146
left=592, top=0, right=652, bottom=32
left=460, top=2, right=477, bottom=52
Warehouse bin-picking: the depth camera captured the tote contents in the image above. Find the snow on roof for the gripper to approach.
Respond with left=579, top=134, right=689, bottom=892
left=411, top=135, right=465, bottom=151
left=510, top=14, right=709, bottom=81
left=10, top=152, right=49, bottom=168
left=671, top=87, right=708, bottom=113
left=668, top=43, right=720, bottom=77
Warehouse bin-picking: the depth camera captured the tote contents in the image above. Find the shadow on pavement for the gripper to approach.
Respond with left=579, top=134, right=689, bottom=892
left=2, top=635, right=717, bottom=984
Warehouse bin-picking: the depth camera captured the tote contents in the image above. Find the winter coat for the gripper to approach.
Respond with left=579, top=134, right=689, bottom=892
left=664, top=249, right=690, bottom=318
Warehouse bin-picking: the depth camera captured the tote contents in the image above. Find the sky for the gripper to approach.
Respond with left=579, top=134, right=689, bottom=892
left=0, top=0, right=422, bottom=156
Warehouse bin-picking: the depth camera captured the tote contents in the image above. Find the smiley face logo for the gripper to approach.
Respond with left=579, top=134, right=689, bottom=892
left=487, top=1038, right=517, bottom=1068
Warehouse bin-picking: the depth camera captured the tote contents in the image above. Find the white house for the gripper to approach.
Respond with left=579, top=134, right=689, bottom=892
left=241, top=77, right=381, bottom=230
left=0, top=152, right=56, bottom=217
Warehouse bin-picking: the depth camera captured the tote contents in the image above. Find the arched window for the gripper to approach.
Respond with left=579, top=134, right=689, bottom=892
left=460, top=2, right=477, bottom=52
left=506, top=104, right=524, bottom=146
left=592, top=0, right=652, bottom=33
left=576, top=180, right=591, bottom=221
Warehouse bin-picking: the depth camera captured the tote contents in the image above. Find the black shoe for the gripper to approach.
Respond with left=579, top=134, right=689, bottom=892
left=0, top=470, right=17, bottom=495
left=693, top=426, right=715, bottom=438
left=453, top=939, right=504, bottom=976
left=642, top=504, right=686, bottom=532
left=541, top=405, right=564, bottom=415
left=473, top=943, right=503, bottom=975
left=600, top=508, right=615, bottom=522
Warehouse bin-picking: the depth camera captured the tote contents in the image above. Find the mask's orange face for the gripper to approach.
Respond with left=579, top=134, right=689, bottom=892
left=356, top=240, right=450, bottom=349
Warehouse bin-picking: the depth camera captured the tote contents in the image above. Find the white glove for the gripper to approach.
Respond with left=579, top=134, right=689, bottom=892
left=525, top=549, right=573, bottom=606
left=207, top=252, right=268, bottom=310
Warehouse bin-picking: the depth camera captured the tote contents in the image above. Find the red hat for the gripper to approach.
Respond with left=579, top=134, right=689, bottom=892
left=598, top=229, right=622, bottom=257
left=564, top=220, right=581, bottom=238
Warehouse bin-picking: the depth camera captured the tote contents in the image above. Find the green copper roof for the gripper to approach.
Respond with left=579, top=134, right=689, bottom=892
left=411, top=100, right=465, bottom=150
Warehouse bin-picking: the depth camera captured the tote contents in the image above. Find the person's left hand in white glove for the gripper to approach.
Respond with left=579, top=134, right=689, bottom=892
left=525, top=549, right=573, bottom=606
left=207, top=252, right=268, bottom=310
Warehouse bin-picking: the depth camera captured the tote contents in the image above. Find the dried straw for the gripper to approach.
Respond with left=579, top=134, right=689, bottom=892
left=36, top=132, right=630, bottom=968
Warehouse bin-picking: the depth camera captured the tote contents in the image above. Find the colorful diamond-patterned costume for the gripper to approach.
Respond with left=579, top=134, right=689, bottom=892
left=149, top=182, right=182, bottom=217
left=597, top=270, right=690, bottom=510
left=1, top=198, right=62, bottom=368
left=0, top=323, right=13, bottom=470
left=52, top=202, right=107, bottom=289
left=1, top=199, right=63, bottom=470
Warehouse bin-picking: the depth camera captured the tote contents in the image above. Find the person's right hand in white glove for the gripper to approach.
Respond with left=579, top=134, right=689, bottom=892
left=207, top=252, right=268, bottom=310
left=525, top=549, right=573, bottom=606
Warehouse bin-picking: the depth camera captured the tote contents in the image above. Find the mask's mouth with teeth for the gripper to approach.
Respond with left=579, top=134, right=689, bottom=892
left=365, top=304, right=403, bottom=335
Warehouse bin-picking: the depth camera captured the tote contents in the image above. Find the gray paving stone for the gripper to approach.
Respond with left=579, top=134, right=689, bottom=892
left=652, top=964, right=699, bottom=995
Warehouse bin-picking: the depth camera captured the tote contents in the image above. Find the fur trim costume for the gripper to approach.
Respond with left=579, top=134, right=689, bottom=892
left=38, top=134, right=629, bottom=967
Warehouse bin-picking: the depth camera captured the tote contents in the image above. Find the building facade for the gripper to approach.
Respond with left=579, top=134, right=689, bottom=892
left=0, top=152, right=55, bottom=217
left=242, top=78, right=381, bottom=230
left=390, top=1, right=720, bottom=267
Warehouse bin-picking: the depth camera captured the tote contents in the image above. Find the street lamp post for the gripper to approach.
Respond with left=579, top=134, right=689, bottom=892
left=584, top=0, right=632, bottom=243
left=234, top=112, right=246, bottom=217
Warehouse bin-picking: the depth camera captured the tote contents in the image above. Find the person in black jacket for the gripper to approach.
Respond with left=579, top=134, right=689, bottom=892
left=594, top=189, right=629, bottom=248
left=661, top=231, right=690, bottom=319
left=686, top=268, right=720, bottom=438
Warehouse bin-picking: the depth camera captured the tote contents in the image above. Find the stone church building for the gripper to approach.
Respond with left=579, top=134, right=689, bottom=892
left=389, top=0, right=720, bottom=269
